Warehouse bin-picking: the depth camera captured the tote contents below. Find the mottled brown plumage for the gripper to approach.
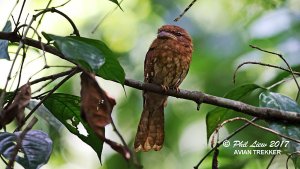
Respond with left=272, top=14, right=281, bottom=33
left=134, top=25, right=193, bottom=152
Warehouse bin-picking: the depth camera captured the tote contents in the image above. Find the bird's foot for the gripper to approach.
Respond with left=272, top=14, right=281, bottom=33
left=161, top=85, right=169, bottom=92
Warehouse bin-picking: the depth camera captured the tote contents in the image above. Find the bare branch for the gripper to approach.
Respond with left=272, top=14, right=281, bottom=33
left=233, top=61, right=300, bottom=84
left=30, top=67, right=78, bottom=85
left=14, top=0, right=27, bottom=29
left=32, top=7, right=80, bottom=36
left=34, top=0, right=70, bottom=11
left=218, top=117, right=300, bottom=143
left=286, top=151, right=300, bottom=169
left=91, top=0, right=124, bottom=34
left=266, top=153, right=277, bottom=169
left=174, top=0, right=198, bottom=22
left=194, top=118, right=258, bottom=169
left=0, top=155, right=8, bottom=166
left=15, top=67, right=80, bottom=131
left=111, top=118, right=142, bottom=169
left=250, top=45, right=300, bottom=101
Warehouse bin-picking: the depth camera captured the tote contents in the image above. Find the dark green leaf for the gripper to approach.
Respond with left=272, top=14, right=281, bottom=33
left=0, top=130, right=52, bottom=169
left=259, top=91, right=300, bottom=167
left=42, top=93, right=103, bottom=162
left=0, top=21, right=11, bottom=60
left=206, top=84, right=265, bottom=141
left=109, top=0, right=123, bottom=11
left=42, top=33, right=125, bottom=85
left=44, top=34, right=105, bottom=71
left=27, top=100, right=63, bottom=131
left=69, top=36, right=125, bottom=85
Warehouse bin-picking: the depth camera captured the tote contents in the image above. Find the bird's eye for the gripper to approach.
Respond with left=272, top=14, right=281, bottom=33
left=174, top=31, right=183, bottom=36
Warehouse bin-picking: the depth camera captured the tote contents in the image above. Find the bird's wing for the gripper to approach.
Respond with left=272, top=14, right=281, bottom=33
left=144, top=39, right=159, bottom=83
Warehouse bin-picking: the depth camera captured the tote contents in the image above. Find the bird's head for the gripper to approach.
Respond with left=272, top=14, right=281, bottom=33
left=157, top=25, right=192, bottom=47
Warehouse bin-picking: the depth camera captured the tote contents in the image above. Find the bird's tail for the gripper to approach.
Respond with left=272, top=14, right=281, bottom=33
left=134, top=93, right=167, bottom=152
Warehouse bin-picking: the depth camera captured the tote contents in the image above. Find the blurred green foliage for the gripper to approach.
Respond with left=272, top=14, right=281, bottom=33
left=1, top=0, right=300, bottom=168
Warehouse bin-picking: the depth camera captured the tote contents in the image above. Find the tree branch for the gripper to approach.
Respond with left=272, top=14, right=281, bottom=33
left=125, top=79, right=300, bottom=123
left=1, top=31, right=300, bottom=124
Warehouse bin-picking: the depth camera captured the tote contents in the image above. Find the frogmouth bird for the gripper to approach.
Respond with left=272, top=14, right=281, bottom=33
left=134, top=25, right=193, bottom=152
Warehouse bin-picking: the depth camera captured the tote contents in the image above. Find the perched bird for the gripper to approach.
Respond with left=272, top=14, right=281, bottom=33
left=134, top=25, right=193, bottom=152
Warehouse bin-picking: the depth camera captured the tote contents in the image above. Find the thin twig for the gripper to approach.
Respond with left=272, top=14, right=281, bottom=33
left=15, top=68, right=80, bottom=131
left=28, top=65, right=74, bottom=82
left=6, top=0, right=20, bottom=26
left=20, top=13, right=29, bottom=37
left=267, top=77, right=296, bottom=90
left=111, top=119, right=128, bottom=150
left=32, top=90, right=51, bottom=100
left=35, top=0, right=71, bottom=11
left=194, top=118, right=258, bottom=169
left=25, top=0, right=53, bottom=67
left=33, top=0, right=53, bottom=29
left=266, top=154, right=277, bottom=169
left=174, top=0, right=197, bottom=22
left=0, top=155, right=8, bottom=166
left=111, top=118, right=142, bottom=169
left=6, top=25, right=44, bottom=107
left=286, top=151, right=300, bottom=169
left=16, top=24, right=42, bottom=39
left=30, top=67, right=78, bottom=85
left=250, top=45, right=300, bottom=101
left=233, top=61, right=300, bottom=84
left=33, top=8, right=80, bottom=36
left=91, top=0, right=124, bottom=34
left=0, top=5, right=39, bottom=114
left=6, top=47, right=26, bottom=108
left=0, top=38, right=23, bottom=114
left=8, top=23, right=44, bottom=85
left=32, top=80, right=54, bottom=95
left=218, top=117, right=300, bottom=143
left=25, top=68, right=79, bottom=121
left=14, top=0, right=27, bottom=29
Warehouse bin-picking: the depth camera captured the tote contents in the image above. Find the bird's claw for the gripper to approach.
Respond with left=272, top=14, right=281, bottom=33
left=161, top=85, right=169, bottom=92
left=175, top=87, right=180, bottom=93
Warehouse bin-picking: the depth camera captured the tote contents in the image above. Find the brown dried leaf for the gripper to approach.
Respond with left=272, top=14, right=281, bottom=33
left=80, top=72, right=116, bottom=137
left=0, top=83, right=31, bottom=128
left=80, top=72, right=131, bottom=160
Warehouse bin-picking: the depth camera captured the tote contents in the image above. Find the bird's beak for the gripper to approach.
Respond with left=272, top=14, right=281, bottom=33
left=157, top=31, right=177, bottom=40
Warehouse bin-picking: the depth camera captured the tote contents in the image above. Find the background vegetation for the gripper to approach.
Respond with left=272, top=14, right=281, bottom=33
left=0, top=0, right=300, bottom=168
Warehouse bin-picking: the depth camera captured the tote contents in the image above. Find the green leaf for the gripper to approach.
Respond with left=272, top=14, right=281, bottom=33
left=0, top=130, right=52, bottom=169
left=42, top=33, right=125, bottom=85
left=206, top=84, right=265, bottom=141
left=27, top=100, right=63, bottom=131
left=42, top=93, right=104, bottom=162
left=43, top=33, right=104, bottom=71
left=0, top=21, right=12, bottom=60
left=109, top=0, right=123, bottom=11
left=69, top=36, right=125, bottom=85
left=259, top=91, right=300, bottom=167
